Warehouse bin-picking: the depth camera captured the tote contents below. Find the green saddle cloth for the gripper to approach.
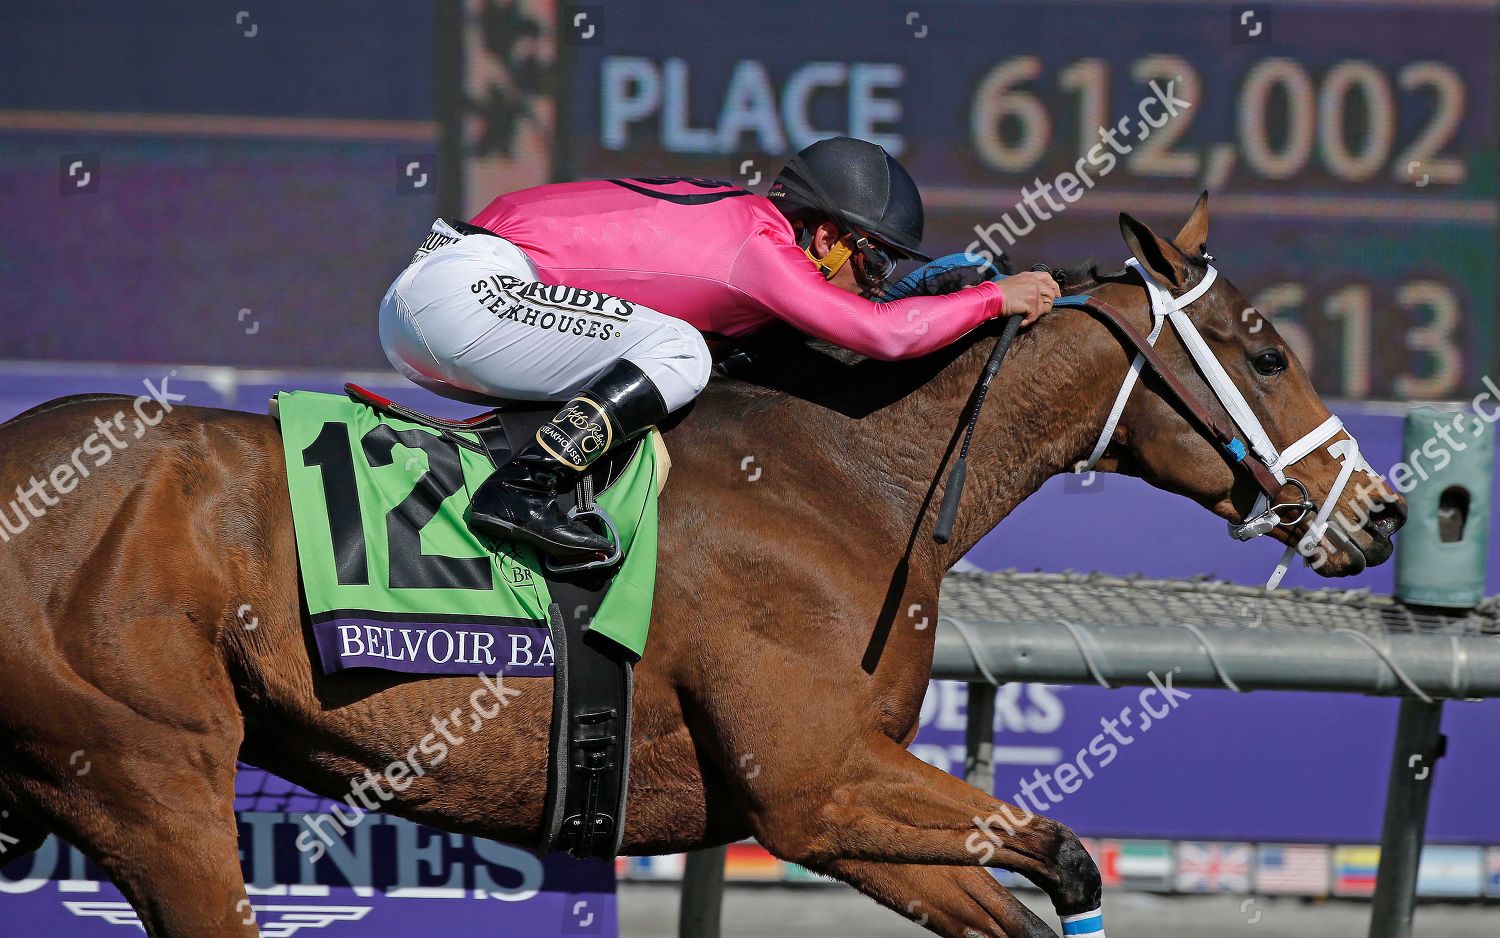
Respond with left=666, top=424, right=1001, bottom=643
left=274, top=390, right=658, bottom=676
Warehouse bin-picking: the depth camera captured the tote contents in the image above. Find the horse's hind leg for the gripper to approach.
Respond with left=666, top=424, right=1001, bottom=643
left=11, top=721, right=254, bottom=937
left=48, top=717, right=256, bottom=938
left=87, top=785, right=255, bottom=937
left=2, top=628, right=256, bottom=935
left=0, top=803, right=50, bottom=864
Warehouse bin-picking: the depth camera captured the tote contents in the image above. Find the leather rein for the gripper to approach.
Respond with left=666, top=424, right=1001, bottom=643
left=936, top=261, right=1373, bottom=591
left=1059, top=292, right=1287, bottom=498
left=1060, top=261, right=1375, bottom=589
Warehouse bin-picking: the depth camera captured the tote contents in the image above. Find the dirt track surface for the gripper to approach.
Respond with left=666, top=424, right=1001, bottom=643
left=619, top=882, right=1498, bottom=937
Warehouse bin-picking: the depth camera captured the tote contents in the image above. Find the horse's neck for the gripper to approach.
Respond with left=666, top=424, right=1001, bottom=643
left=726, top=304, right=1131, bottom=567
left=910, top=314, right=1126, bottom=561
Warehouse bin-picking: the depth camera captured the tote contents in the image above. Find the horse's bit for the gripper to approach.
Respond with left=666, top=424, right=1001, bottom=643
left=1070, top=261, right=1379, bottom=590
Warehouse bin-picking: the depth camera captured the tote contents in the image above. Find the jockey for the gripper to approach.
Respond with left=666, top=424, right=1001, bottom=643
left=380, top=136, right=1060, bottom=558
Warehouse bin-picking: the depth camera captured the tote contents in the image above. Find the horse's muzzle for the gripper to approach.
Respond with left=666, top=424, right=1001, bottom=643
left=1358, top=492, right=1408, bottom=566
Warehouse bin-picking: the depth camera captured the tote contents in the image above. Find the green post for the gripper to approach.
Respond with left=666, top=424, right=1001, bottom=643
left=1369, top=698, right=1445, bottom=938
left=1394, top=405, right=1494, bottom=607
left=1371, top=404, right=1492, bottom=938
left=679, top=846, right=727, bottom=938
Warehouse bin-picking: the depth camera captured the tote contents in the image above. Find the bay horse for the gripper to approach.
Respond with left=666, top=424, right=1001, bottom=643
left=0, top=197, right=1404, bottom=937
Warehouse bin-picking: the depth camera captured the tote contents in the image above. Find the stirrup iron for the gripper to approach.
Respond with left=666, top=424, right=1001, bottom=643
left=543, top=508, right=623, bottom=575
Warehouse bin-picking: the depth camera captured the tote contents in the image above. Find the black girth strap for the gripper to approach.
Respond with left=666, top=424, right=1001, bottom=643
left=489, top=413, right=636, bottom=861
left=342, top=383, right=639, bottom=860
left=537, top=567, right=634, bottom=860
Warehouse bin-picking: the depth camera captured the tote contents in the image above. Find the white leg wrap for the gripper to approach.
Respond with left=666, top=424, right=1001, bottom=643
left=1061, top=907, right=1105, bottom=938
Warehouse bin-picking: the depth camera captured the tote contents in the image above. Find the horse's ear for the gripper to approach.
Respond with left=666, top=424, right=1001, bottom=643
left=1173, top=191, right=1210, bottom=256
left=1119, top=211, right=1189, bottom=289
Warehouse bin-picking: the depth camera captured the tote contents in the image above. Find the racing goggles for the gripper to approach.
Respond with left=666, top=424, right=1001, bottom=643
left=849, top=233, right=898, bottom=291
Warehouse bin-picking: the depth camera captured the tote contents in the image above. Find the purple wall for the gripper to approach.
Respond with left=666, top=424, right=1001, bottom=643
left=921, top=402, right=1500, bottom=845
left=2, top=367, right=1496, bottom=853
left=0, top=367, right=616, bottom=936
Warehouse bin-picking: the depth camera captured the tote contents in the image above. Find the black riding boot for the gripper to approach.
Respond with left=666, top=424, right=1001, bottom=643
left=469, top=360, right=668, bottom=557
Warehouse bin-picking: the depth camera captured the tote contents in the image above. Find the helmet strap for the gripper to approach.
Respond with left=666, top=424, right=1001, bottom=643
left=796, top=223, right=855, bottom=280
left=803, top=239, right=853, bottom=280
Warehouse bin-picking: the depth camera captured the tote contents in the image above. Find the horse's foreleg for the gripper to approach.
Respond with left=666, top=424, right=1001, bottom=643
left=748, top=736, right=1101, bottom=933
left=820, top=859, right=1058, bottom=938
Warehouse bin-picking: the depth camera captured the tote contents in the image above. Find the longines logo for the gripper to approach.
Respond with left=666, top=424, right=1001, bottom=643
left=66, top=901, right=370, bottom=936
left=9, top=813, right=561, bottom=934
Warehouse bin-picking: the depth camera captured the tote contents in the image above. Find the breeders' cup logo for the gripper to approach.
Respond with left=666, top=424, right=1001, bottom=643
left=471, top=277, right=632, bottom=343
left=537, top=397, right=612, bottom=470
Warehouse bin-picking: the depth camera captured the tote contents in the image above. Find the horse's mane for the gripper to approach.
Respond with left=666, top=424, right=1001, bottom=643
left=1053, top=252, right=1212, bottom=294
left=1054, top=259, right=1132, bottom=294
left=704, top=321, right=997, bottom=419
left=702, top=250, right=1216, bottom=419
left=0, top=393, right=135, bottom=430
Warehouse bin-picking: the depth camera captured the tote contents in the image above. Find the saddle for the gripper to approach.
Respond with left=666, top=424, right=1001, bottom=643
left=343, top=383, right=637, bottom=861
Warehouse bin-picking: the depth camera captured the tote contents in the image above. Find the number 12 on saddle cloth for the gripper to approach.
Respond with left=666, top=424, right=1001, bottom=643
left=273, top=390, right=661, bottom=678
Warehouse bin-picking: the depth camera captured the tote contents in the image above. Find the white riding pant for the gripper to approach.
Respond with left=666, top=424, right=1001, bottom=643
left=379, top=220, right=711, bottom=411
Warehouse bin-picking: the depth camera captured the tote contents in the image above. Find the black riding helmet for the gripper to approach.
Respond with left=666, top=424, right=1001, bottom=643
left=767, top=137, right=931, bottom=263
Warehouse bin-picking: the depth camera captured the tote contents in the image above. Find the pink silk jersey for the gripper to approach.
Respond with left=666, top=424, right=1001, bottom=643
left=468, top=177, right=1005, bottom=361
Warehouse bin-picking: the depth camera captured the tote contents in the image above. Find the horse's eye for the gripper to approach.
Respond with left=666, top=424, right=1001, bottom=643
left=1253, top=349, right=1287, bottom=376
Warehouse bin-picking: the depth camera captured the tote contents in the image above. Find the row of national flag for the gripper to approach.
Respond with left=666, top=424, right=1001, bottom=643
left=618, top=840, right=1500, bottom=899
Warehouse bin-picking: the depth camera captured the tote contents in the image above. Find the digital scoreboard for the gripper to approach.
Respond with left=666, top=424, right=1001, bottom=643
left=562, top=0, right=1499, bottom=402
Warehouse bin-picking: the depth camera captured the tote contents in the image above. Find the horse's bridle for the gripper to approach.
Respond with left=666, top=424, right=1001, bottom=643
left=1067, top=261, right=1377, bottom=590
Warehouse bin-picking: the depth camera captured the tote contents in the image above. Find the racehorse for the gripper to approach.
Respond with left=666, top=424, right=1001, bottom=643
left=0, top=197, right=1404, bottom=937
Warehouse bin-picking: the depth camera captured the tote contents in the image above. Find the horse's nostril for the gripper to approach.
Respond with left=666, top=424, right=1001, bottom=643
left=1369, top=496, right=1408, bottom=535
